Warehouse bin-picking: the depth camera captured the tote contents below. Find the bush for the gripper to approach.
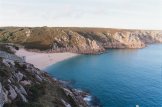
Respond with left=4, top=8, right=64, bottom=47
left=28, top=83, right=46, bottom=101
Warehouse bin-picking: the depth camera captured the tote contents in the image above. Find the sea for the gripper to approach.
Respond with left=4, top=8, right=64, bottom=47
left=46, top=44, right=162, bottom=107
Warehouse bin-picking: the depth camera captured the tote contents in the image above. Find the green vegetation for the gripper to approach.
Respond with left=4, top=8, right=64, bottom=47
left=28, top=83, right=46, bottom=101
left=0, top=27, right=161, bottom=53
left=0, top=27, right=123, bottom=51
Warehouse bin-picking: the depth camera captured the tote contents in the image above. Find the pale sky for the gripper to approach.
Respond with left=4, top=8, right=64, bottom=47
left=0, top=0, right=162, bottom=29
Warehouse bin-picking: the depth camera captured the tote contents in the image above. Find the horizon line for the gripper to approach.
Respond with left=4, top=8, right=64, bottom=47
left=0, top=26, right=162, bottom=31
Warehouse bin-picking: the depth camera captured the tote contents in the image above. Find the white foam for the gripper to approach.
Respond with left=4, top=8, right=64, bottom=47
left=84, top=95, right=92, bottom=102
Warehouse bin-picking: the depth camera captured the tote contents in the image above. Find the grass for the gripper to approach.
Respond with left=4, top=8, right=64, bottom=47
left=0, top=27, right=137, bottom=51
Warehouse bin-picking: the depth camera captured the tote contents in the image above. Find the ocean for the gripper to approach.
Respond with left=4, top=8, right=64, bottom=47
left=46, top=44, right=162, bottom=107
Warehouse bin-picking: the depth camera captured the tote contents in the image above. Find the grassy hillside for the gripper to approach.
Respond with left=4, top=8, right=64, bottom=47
left=0, top=27, right=162, bottom=54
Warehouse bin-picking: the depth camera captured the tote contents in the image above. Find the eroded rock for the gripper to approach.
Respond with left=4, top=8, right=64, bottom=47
left=0, top=83, right=5, bottom=107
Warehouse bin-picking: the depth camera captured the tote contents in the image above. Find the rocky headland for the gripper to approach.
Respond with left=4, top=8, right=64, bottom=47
left=0, top=49, right=91, bottom=107
left=0, top=27, right=162, bottom=54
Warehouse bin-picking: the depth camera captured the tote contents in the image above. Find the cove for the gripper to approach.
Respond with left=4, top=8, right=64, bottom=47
left=46, top=44, right=162, bottom=107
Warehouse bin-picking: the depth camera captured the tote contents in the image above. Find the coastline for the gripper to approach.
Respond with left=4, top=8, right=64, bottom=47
left=15, top=48, right=79, bottom=69
left=15, top=48, right=100, bottom=106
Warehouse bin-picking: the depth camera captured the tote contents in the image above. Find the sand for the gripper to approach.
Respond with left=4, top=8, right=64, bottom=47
left=16, top=49, right=79, bottom=69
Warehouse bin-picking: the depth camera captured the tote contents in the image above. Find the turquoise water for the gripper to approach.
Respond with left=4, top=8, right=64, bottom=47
left=46, top=44, right=162, bottom=107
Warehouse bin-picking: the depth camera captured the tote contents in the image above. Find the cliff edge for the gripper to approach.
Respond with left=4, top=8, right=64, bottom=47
left=0, top=27, right=162, bottom=54
left=0, top=50, right=89, bottom=107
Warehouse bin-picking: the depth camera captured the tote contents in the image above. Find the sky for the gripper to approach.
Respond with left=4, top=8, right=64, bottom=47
left=0, top=0, right=162, bottom=29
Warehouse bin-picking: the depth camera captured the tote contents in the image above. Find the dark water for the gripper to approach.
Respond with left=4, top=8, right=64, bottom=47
left=46, top=44, right=162, bottom=107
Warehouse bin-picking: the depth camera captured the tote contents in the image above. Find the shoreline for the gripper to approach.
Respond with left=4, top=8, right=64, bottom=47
left=15, top=48, right=79, bottom=69
left=15, top=49, right=100, bottom=106
left=15, top=49, right=101, bottom=106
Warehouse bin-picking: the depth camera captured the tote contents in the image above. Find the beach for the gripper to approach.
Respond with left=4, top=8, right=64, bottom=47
left=16, top=49, right=79, bottom=69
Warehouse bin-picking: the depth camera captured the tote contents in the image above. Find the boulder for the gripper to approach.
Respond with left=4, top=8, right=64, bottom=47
left=8, top=85, right=17, bottom=100
left=0, top=83, right=5, bottom=107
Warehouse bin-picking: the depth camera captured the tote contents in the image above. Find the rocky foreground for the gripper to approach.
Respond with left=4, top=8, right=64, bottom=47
left=0, top=27, right=162, bottom=54
left=0, top=50, right=90, bottom=107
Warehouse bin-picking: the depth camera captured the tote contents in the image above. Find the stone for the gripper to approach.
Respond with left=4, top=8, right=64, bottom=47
left=14, top=86, right=28, bottom=103
left=0, top=83, right=5, bottom=107
left=19, top=85, right=27, bottom=95
left=8, top=85, right=17, bottom=100
left=3, top=89, right=9, bottom=104
left=61, top=99, right=71, bottom=107
left=25, top=30, right=31, bottom=37
left=14, top=72, right=23, bottom=82
left=35, top=75, right=42, bottom=82
left=2, top=59, right=10, bottom=67
left=20, top=80, right=31, bottom=85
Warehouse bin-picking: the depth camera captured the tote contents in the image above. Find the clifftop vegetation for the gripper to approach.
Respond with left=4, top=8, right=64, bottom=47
left=0, top=27, right=162, bottom=54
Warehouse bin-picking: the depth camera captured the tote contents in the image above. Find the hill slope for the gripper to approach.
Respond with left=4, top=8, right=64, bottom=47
left=0, top=27, right=162, bottom=54
left=0, top=50, right=89, bottom=107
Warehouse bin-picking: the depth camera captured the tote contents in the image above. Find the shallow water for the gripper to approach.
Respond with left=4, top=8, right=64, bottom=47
left=46, top=44, right=162, bottom=107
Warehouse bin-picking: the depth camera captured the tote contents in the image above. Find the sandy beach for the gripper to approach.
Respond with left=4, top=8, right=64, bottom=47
left=16, top=49, right=79, bottom=69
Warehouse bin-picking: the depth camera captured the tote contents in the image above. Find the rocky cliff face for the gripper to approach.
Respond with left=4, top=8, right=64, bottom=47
left=0, top=51, right=89, bottom=107
left=0, top=27, right=162, bottom=54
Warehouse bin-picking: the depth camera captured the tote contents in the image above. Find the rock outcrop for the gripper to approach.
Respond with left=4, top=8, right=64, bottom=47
left=0, top=51, right=89, bottom=107
left=0, top=27, right=162, bottom=54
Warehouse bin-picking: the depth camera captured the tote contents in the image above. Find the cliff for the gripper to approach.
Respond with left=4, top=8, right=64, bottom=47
left=0, top=50, right=89, bottom=107
left=0, top=27, right=162, bottom=54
